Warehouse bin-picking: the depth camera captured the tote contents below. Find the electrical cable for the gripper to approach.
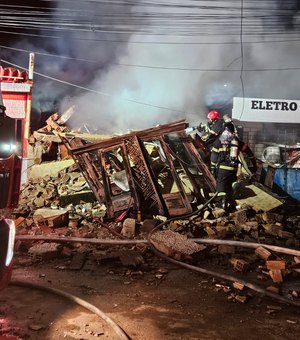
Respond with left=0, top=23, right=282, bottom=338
left=0, top=1, right=300, bottom=38
left=1, top=44, right=300, bottom=72
left=10, top=280, right=130, bottom=340
left=0, top=58, right=186, bottom=115
left=1, top=29, right=300, bottom=45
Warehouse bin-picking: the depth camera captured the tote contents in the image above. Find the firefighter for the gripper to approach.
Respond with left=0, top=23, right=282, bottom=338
left=210, top=122, right=257, bottom=212
left=223, top=114, right=238, bottom=135
left=199, top=109, right=225, bottom=148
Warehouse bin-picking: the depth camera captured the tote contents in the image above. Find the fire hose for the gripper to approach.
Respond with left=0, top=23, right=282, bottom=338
left=10, top=280, right=129, bottom=340
left=14, top=191, right=300, bottom=308
left=146, top=193, right=300, bottom=308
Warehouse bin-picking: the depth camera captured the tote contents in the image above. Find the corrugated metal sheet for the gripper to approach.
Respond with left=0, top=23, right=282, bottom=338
left=274, top=168, right=300, bottom=201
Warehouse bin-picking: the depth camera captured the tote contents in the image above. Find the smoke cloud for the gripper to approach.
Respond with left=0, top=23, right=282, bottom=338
left=3, top=0, right=300, bottom=133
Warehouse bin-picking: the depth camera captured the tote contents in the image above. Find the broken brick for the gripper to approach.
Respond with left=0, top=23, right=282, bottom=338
left=261, top=212, right=284, bottom=224
left=255, top=246, right=272, bottom=261
left=262, top=223, right=283, bottom=236
left=230, top=258, right=249, bottom=272
left=294, top=256, right=300, bottom=264
left=233, top=282, right=245, bottom=291
left=232, top=209, right=248, bottom=226
left=269, top=269, right=283, bottom=283
left=14, top=217, right=26, bottom=227
left=266, top=260, right=286, bottom=271
left=235, top=295, right=247, bottom=303
left=121, top=218, right=136, bottom=238
left=205, top=226, right=216, bottom=236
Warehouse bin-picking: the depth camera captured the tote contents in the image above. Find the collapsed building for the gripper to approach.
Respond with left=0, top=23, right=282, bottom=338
left=10, top=108, right=300, bottom=310
left=23, top=108, right=290, bottom=222
left=26, top=113, right=217, bottom=220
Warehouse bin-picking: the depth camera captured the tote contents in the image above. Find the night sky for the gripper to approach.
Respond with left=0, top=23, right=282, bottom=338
left=0, top=1, right=300, bottom=133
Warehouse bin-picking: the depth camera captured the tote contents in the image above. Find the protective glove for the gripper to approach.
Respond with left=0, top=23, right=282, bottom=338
left=198, top=123, right=206, bottom=132
left=185, top=127, right=196, bottom=135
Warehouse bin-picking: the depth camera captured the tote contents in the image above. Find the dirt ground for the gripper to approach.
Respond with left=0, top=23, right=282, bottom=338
left=1, top=246, right=300, bottom=340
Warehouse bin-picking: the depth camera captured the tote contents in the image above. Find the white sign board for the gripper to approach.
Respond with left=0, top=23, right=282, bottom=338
left=232, top=97, right=300, bottom=123
left=1, top=82, right=31, bottom=93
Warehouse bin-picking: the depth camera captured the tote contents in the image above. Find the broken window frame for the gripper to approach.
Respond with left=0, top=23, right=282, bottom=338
left=59, top=121, right=216, bottom=220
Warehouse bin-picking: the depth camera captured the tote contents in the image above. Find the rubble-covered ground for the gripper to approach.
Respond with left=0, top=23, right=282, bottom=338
left=1, top=162, right=300, bottom=339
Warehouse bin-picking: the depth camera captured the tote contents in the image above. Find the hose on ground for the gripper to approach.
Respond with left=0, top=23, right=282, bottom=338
left=10, top=280, right=129, bottom=340
left=15, top=235, right=300, bottom=257
left=193, top=239, right=300, bottom=257
left=15, top=235, right=145, bottom=245
left=14, top=190, right=300, bottom=308
left=146, top=194, right=300, bottom=308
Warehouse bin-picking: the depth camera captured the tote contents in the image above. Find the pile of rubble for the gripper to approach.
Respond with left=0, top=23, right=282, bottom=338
left=149, top=206, right=300, bottom=302
left=13, top=188, right=300, bottom=302
left=11, top=117, right=300, bottom=305
left=16, top=161, right=106, bottom=219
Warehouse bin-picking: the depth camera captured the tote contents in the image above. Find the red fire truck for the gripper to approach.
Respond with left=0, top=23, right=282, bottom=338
left=0, top=103, right=23, bottom=209
left=0, top=102, right=17, bottom=288
left=0, top=217, right=15, bottom=290
left=0, top=55, right=34, bottom=209
left=0, top=55, right=34, bottom=289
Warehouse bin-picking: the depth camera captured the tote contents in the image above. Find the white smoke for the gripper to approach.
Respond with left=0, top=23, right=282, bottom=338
left=57, top=1, right=241, bottom=132
left=3, top=0, right=300, bottom=133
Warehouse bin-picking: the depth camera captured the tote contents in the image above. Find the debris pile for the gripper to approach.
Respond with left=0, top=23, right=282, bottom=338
left=16, top=161, right=106, bottom=219
left=11, top=116, right=300, bottom=306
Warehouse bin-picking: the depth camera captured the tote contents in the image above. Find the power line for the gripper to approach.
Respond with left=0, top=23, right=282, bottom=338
left=1, top=58, right=187, bottom=115
left=1, top=45, right=300, bottom=72
left=1, top=29, right=300, bottom=45
left=0, top=2, right=300, bottom=37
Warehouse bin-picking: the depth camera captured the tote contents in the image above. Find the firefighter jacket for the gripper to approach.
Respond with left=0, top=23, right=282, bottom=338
left=199, top=119, right=224, bottom=148
left=210, top=136, right=257, bottom=174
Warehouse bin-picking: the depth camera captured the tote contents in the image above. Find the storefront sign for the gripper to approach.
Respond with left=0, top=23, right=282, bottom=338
left=232, top=97, right=300, bottom=123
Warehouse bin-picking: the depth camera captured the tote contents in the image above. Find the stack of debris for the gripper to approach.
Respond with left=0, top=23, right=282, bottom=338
left=16, top=160, right=106, bottom=220
left=11, top=113, right=300, bottom=305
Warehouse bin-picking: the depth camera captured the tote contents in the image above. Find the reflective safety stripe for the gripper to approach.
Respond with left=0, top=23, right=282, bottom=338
left=217, top=192, right=226, bottom=197
left=211, top=161, right=217, bottom=166
left=212, top=146, right=228, bottom=153
left=219, top=164, right=237, bottom=171
left=211, top=147, right=220, bottom=153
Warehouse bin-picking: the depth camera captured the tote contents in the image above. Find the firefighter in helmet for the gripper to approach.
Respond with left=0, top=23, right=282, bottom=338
left=199, top=109, right=225, bottom=148
left=210, top=122, right=257, bottom=212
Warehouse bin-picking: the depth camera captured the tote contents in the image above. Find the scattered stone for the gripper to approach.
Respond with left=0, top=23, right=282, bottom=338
left=255, top=246, right=272, bottom=261
left=233, top=282, right=245, bottom=291
left=121, top=218, right=136, bottom=238
left=28, top=242, right=62, bottom=261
